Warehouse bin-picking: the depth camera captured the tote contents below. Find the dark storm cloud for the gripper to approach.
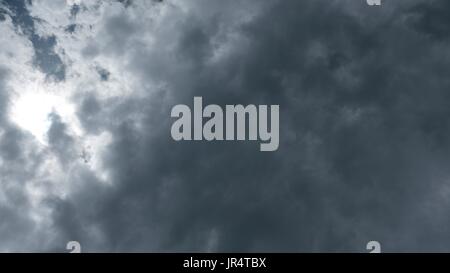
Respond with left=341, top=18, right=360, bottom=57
left=1, top=0, right=66, bottom=81
left=407, top=0, right=450, bottom=41
left=3, top=0, right=450, bottom=252
left=45, top=0, right=450, bottom=252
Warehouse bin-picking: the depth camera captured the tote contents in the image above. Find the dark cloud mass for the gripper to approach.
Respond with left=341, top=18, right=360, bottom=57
left=1, top=0, right=450, bottom=252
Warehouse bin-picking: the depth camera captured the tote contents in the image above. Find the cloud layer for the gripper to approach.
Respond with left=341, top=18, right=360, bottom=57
left=1, top=0, right=450, bottom=252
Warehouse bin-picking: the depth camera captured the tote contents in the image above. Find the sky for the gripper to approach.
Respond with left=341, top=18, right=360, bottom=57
left=1, top=0, right=450, bottom=252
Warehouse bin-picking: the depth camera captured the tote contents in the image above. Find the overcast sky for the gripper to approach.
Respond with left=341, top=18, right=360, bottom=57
left=1, top=0, right=450, bottom=252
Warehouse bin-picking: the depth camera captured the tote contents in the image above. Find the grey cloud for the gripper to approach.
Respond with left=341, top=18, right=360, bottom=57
left=406, top=0, right=450, bottom=41
left=3, top=0, right=450, bottom=252
left=47, top=112, right=77, bottom=166
left=0, top=67, right=56, bottom=252
left=101, top=12, right=140, bottom=56
left=83, top=0, right=450, bottom=252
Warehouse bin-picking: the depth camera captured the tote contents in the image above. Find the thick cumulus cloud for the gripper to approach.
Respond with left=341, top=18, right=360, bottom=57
left=2, top=0, right=450, bottom=252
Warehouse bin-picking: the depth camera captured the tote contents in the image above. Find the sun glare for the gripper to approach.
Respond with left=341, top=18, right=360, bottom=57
left=9, top=81, right=78, bottom=145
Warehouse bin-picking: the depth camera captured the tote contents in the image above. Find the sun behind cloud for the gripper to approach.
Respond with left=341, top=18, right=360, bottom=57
left=9, top=79, right=79, bottom=145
